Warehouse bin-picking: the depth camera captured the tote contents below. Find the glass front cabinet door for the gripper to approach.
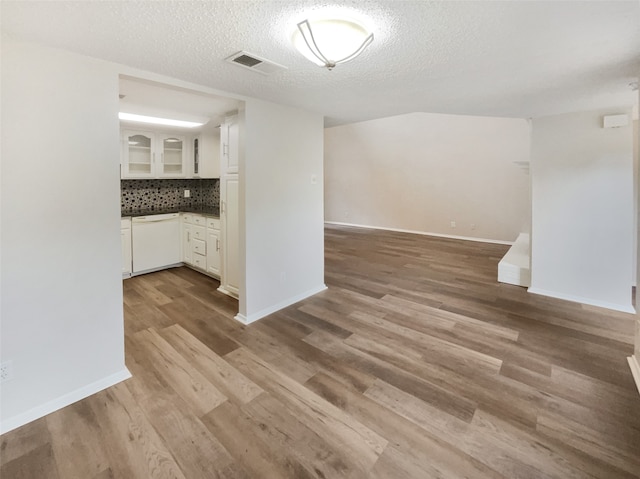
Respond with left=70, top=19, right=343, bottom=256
left=121, top=131, right=188, bottom=178
left=159, top=134, right=186, bottom=177
left=123, top=131, right=153, bottom=178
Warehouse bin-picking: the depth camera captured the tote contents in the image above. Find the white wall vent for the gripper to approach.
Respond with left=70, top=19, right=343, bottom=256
left=225, top=51, right=287, bottom=75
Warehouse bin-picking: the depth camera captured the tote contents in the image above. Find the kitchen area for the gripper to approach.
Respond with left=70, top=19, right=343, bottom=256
left=119, top=76, right=242, bottom=301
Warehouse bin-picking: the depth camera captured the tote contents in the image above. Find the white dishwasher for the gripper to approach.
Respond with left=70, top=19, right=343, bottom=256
left=132, top=213, right=181, bottom=274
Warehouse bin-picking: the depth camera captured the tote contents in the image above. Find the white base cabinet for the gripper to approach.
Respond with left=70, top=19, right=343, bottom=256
left=218, top=174, right=239, bottom=298
left=206, top=217, right=221, bottom=277
left=121, top=218, right=132, bottom=278
left=182, top=216, right=193, bottom=265
left=182, top=213, right=220, bottom=279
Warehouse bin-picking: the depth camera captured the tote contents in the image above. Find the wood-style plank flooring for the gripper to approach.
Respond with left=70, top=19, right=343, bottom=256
left=2, top=224, right=640, bottom=478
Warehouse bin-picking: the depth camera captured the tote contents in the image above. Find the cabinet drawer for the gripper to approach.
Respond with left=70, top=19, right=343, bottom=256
left=193, top=238, right=206, bottom=255
left=192, top=253, right=206, bottom=269
left=193, top=215, right=206, bottom=226
left=182, top=213, right=193, bottom=224
left=206, top=218, right=220, bottom=230
left=192, top=225, right=206, bottom=241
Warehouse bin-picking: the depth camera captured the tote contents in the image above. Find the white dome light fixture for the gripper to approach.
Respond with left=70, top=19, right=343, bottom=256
left=292, top=17, right=374, bottom=70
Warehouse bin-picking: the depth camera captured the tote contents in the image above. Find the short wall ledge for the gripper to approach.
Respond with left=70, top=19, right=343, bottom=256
left=628, top=355, right=640, bottom=397
left=498, top=233, right=530, bottom=287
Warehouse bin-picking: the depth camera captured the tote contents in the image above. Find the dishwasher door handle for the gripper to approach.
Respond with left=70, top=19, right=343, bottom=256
left=133, top=214, right=179, bottom=223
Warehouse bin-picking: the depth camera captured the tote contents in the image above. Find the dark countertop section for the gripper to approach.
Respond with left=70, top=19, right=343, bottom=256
left=122, top=206, right=220, bottom=218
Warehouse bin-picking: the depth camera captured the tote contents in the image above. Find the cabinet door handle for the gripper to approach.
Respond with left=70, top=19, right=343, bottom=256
left=161, top=152, right=164, bottom=163
left=223, top=144, right=228, bottom=156
left=187, top=232, right=190, bottom=242
left=216, top=239, right=220, bottom=251
left=152, top=152, right=156, bottom=163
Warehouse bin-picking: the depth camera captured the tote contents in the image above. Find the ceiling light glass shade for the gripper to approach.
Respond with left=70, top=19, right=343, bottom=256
left=293, top=18, right=374, bottom=70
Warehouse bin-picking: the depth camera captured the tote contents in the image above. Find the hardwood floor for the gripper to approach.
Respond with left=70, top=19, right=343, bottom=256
left=2, top=224, right=639, bottom=478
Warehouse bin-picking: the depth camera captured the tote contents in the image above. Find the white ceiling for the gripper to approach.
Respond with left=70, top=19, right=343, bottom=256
left=2, top=1, right=639, bottom=127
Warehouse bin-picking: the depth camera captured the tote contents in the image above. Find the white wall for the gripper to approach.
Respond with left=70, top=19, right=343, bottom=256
left=633, top=118, right=638, bottom=287
left=0, top=40, right=328, bottom=432
left=635, top=82, right=640, bottom=368
left=1, top=41, right=130, bottom=433
left=530, top=109, right=634, bottom=313
left=324, top=112, right=531, bottom=243
left=239, top=99, right=326, bottom=323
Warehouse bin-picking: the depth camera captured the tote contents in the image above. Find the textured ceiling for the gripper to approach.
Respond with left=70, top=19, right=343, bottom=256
left=2, top=1, right=639, bottom=126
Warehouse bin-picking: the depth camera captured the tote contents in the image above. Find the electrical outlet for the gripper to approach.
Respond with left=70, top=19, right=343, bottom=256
left=1, top=361, right=13, bottom=383
left=184, top=189, right=190, bottom=198
left=450, top=221, right=456, bottom=228
left=471, top=223, right=476, bottom=230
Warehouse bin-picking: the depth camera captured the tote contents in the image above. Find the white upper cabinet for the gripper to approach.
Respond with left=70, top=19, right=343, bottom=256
left=121, top=130, right=188, bottom=179
left=158, top=134, right=186, bottom=177
left=122, top=131, right=154, bottom=177
left=191, top=130, right=220, bottom=179
left=191, top=136, right=200, bottom=178
left=220, top=114, right=239, bottom=175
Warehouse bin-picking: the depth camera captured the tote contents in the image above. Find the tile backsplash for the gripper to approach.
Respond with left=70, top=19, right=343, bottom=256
left=121, top=179, right=219, bottom=215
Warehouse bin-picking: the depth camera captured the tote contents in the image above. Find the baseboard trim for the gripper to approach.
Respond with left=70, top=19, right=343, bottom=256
left=324, top=221, right=514, bottom=246
left=217, top=285, right=239, bottom=300
left=628, top=355, right=640, bottom=396
left=235, top=284, right=328, bottom=325
left=0, top=368, right=132, bottom=435
left=527, top=287, right=635, bottom=314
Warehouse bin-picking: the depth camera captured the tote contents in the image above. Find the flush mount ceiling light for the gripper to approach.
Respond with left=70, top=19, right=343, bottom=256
left=292, top=17, right=374, bottom=70
left=118, top=112, right=206, bottom=128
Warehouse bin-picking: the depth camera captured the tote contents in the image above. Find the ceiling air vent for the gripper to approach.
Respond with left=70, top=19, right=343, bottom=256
left=225, top=51, right=287, bottom=75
